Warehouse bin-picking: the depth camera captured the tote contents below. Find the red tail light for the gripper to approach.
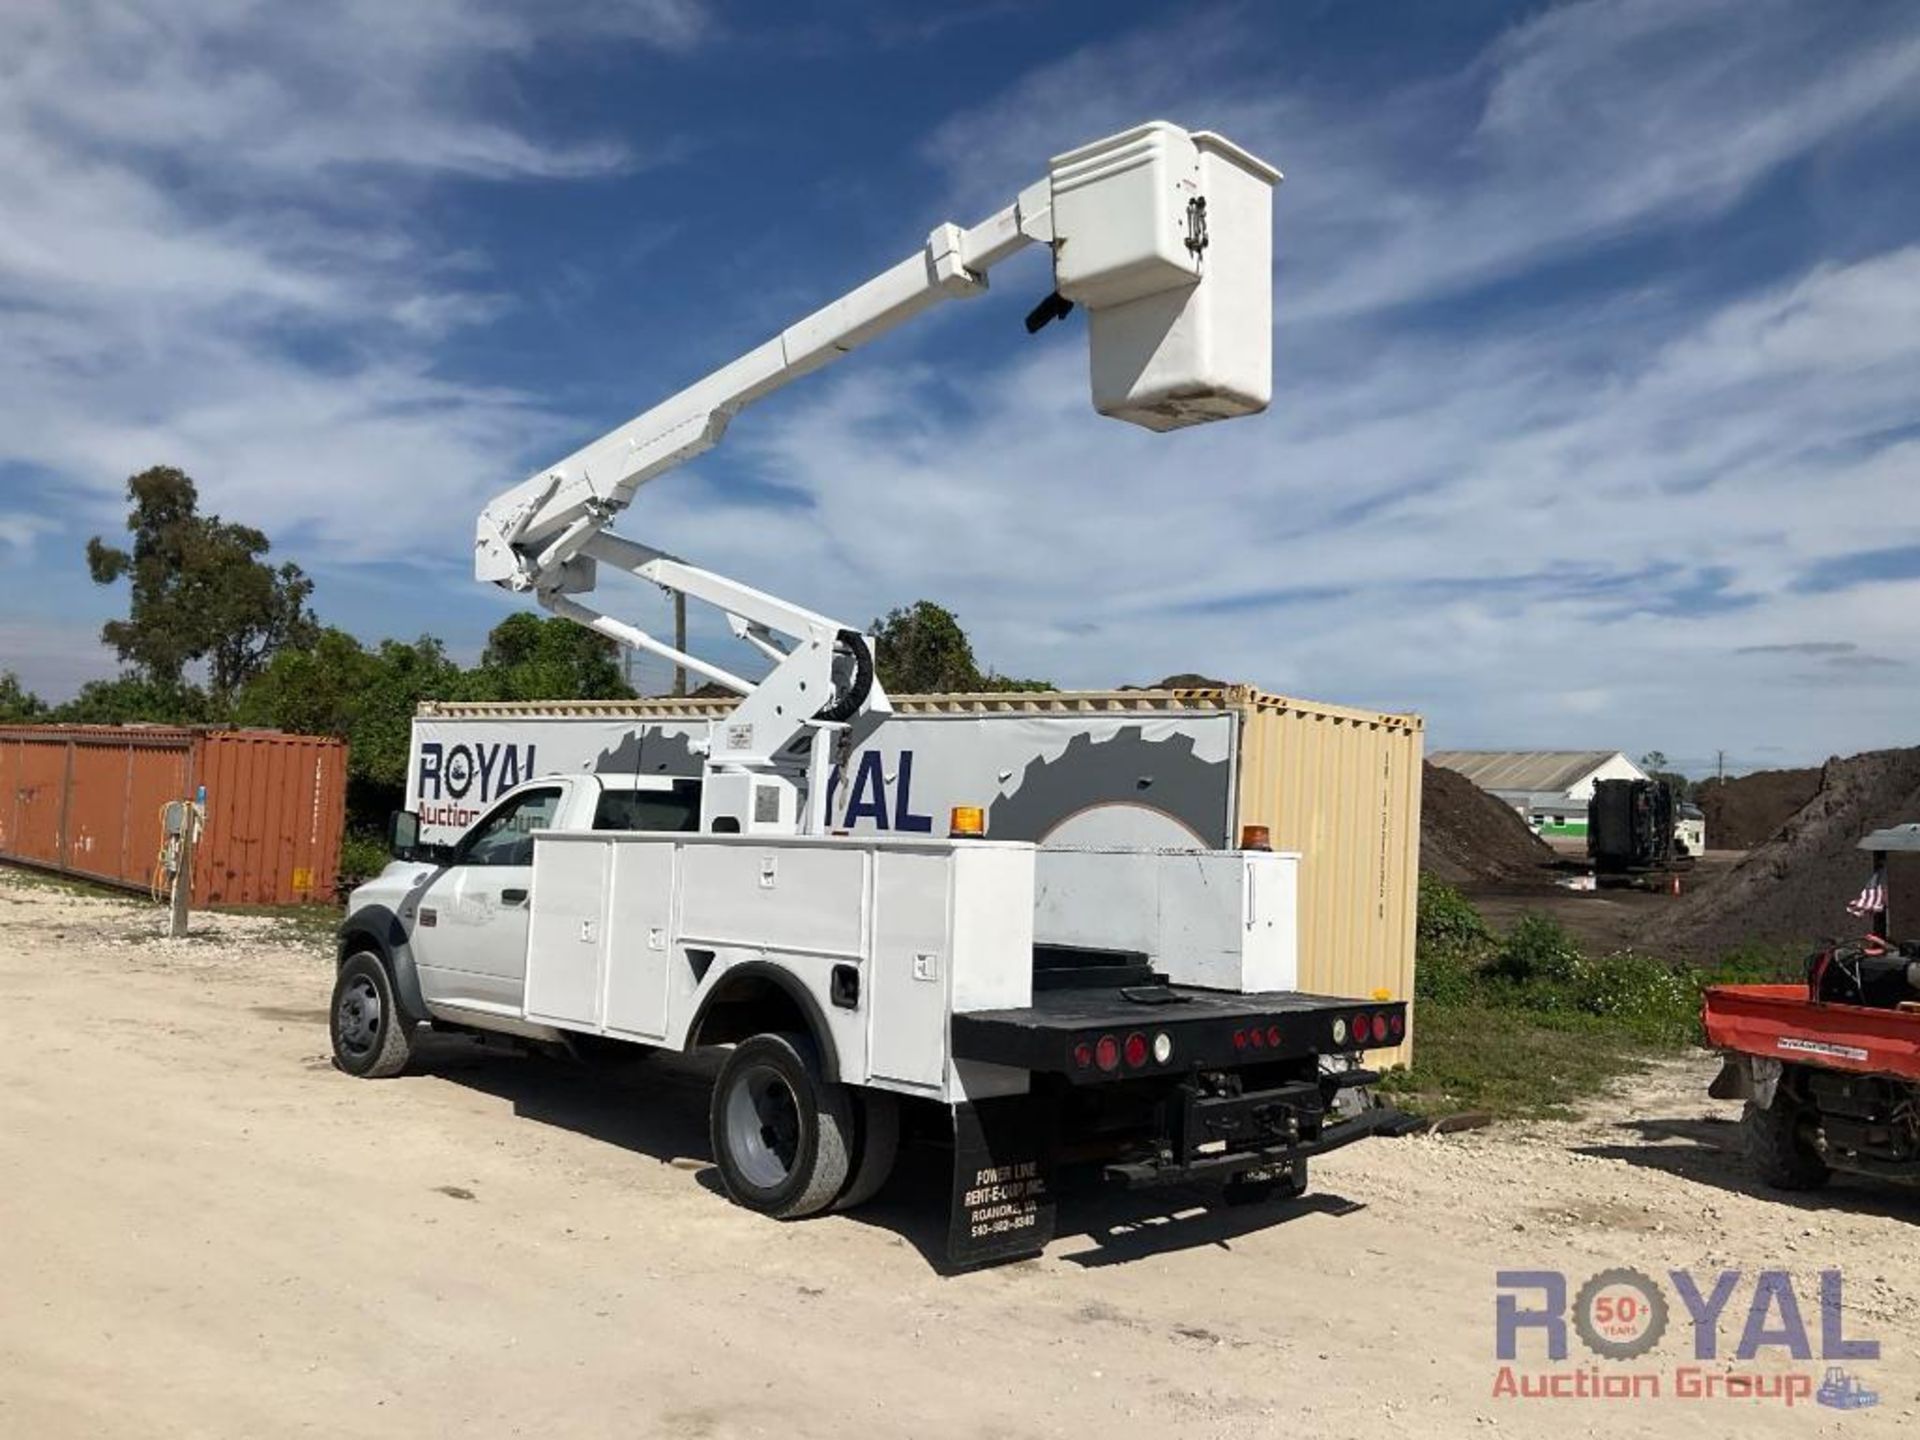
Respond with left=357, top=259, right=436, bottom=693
left=1073, top=1041, right=1094, bottom=1069
left=1249, top=1026, right=1266, bottom=1049
left=1232, top=1029, right=1248, bottom=1050
left=1265, top=1024, right=1282, bottom=1048
left=1094, top=1034, right=1120, bottom=1072
left=1389, top=1012, right=1406, bottom=1039
left=1123, top=1032, right=1148, bottom=1068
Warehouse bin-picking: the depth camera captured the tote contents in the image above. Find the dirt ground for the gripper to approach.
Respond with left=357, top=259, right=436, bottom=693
left=1467, top=850, right=1748, bottom=956
left=3, top=869, right=1918, bottom=1439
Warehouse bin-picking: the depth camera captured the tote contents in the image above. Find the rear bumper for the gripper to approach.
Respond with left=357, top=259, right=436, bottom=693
left=1105, top=1096, right=1418, bottom=1187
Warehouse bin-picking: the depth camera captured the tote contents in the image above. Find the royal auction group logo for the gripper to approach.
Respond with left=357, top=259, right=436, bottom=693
left=1494, top=1267, right=1880, bottom=1409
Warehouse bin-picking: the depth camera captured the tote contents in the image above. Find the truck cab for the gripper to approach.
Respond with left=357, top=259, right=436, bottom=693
left=347, top=775, right=698, bottom=1034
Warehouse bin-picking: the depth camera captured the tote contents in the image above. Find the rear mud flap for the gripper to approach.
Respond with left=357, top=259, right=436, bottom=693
left=1710, top=1053, right=1782, bottom=1107
left=946, top=1097, right=1058, bottom=1269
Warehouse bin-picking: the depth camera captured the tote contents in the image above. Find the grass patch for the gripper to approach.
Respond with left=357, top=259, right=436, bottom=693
left=1381, top=878, right=1806, bottom=1120
left=1378, top=1006, right=1656, bottom=1119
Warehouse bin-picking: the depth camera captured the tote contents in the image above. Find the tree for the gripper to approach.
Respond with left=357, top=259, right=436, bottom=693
left=234, top=629, right=467, bottom=824
left=470, top=613, right=633, bottom=702
left=87, top=465, right=317, bottom=700
left=868, top=600, right=1052, bottom=695
left=233, top=617, right=634, bottom=832
left=53, top=674, right=212, bottom=726
left=1638, top=750, right=1691, bottom=803
left=0, top=670, right=46, bottom=723
left=871, top=601, right=980, bottom=694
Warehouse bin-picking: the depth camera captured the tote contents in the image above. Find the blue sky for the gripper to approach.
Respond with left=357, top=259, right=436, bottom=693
left=0, top=0, right=1915, bottom=775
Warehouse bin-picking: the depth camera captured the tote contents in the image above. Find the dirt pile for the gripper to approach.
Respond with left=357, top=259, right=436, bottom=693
left=1652, top=747, right=1920, bottom=953
left=1695, top=766, right=1822, bottom=849
left=1420, top=761, right=1557, bottom=887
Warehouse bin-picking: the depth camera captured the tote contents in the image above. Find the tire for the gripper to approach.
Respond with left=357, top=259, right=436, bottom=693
left=710, top=1033, right=854, bottom=1219
left=833, top=1088, right=901, bottom=1211
left=1744, top=1099, right=1831, bottom=1191
left=331, top=951, right=415, bottom=1079
left=1223, top=1160, right=1307, bottom=1207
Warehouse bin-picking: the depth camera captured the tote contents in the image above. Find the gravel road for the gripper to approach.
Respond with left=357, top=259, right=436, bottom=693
left=2, top=869, right=1915, bottom=1438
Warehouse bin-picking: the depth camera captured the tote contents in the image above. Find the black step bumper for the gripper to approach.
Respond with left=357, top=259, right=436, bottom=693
left=1105, top=1094, right=1419, bottom=1187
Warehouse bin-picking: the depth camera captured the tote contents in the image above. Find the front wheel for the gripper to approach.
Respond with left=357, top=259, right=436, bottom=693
left=710, top=1033, right=853, bottom=1219
left=330, top=951, right=415, bottom=1078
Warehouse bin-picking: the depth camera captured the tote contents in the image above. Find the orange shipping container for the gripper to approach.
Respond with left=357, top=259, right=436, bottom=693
left=0, top=727, right=346, bottom=907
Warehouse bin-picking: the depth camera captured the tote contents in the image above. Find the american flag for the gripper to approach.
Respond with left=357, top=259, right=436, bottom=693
left=1847, top=868, right=1888, bottom=919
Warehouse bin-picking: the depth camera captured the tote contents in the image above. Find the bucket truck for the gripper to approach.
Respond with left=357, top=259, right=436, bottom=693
left=334, top=121, right=1415, bottom=1268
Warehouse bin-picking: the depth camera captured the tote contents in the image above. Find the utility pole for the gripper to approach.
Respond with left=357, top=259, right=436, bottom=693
left=168, top=791, right=202, bottom=939
left=1717, top=749, right=1725, bottom=785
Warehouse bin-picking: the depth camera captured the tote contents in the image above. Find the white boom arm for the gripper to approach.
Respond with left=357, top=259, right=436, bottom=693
left=475, top=121, right=1280, bottom=833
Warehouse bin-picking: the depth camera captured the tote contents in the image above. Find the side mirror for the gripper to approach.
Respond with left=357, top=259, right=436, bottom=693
left=387, top=809, right=424, bottom=862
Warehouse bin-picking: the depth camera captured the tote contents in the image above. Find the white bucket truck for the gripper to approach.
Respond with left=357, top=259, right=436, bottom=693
left=335, top=122, right=1411, bottom=1266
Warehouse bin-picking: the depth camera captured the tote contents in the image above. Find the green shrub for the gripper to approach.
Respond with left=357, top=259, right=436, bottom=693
left=1417, top=875, right=1493, bottom=958
left=1415, top=877, right=1493, bottom=1005
left=1489, top=913, right=1583, bottom=984
left=338, top=833, right=391, bottom=884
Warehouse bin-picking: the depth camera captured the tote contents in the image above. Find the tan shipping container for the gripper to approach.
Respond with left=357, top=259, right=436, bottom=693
left=0, top=726, right=347, bottom=907
left=417, top=684, right=1424, bottom=1063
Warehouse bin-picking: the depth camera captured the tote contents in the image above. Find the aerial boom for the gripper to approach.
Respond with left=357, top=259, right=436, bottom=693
left=474, top=121, right=1280, bottom=834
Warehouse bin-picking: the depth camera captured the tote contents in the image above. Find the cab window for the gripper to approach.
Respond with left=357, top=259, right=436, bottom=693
left=593, top=780, right=702, bottom=834
left=460, top=786, right=564, bottom=867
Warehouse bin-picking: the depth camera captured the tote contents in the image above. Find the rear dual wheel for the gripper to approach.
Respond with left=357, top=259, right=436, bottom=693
left=709, top=1033, right=899, bottom=1219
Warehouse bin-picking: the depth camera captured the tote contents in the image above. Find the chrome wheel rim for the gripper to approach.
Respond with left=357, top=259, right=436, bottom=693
left=336, top=973, right=382, bottom=1058
left=725, top=1064, right=802, bottom=1189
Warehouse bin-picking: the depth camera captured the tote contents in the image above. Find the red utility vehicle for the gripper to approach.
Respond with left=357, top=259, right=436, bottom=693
left=1705, top=825, right=1920, bottom=1190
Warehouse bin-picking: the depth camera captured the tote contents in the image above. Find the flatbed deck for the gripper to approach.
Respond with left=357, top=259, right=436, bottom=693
left=952, top=984, right=1402, bottom=1080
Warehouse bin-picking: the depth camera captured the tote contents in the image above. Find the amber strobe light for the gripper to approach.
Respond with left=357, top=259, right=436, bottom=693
left=1239, top=823, right=1272, bottom=851
left=949, top=805, right=986, bottom=838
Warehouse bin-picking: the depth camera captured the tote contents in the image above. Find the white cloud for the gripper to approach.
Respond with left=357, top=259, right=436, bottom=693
left=2, top=0, right=1914, bottom=774
left=926, top=0, right=1920, bottom=321
left=628, top=2, right=1920, bottom=770
left=654, top=247, right=1920, bottom=742
left=0, top=0, right=705, bottom=571
left=0, top=512, right=59, bottom=552
left=0, top=618, right=116, bottom=697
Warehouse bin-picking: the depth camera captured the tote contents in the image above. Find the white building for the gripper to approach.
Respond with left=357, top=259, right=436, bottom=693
left=1428, top=750, right=1649, bottom=839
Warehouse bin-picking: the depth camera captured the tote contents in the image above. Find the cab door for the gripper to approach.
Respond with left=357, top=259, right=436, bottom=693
left=410, top=782, right=567, bottom=1018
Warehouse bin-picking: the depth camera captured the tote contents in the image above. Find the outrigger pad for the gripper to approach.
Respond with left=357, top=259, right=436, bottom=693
left=946, top=1097, right=1058, bottom=1269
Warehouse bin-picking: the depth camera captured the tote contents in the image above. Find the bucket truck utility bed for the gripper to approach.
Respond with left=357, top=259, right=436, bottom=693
left=331, top=117, right=1418, bottom=1269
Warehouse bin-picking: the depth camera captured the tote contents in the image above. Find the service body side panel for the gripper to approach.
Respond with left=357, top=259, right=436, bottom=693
left=866, top=850, right=954, bottom=1092
left=521, top=833, right=1039, bottom=1103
